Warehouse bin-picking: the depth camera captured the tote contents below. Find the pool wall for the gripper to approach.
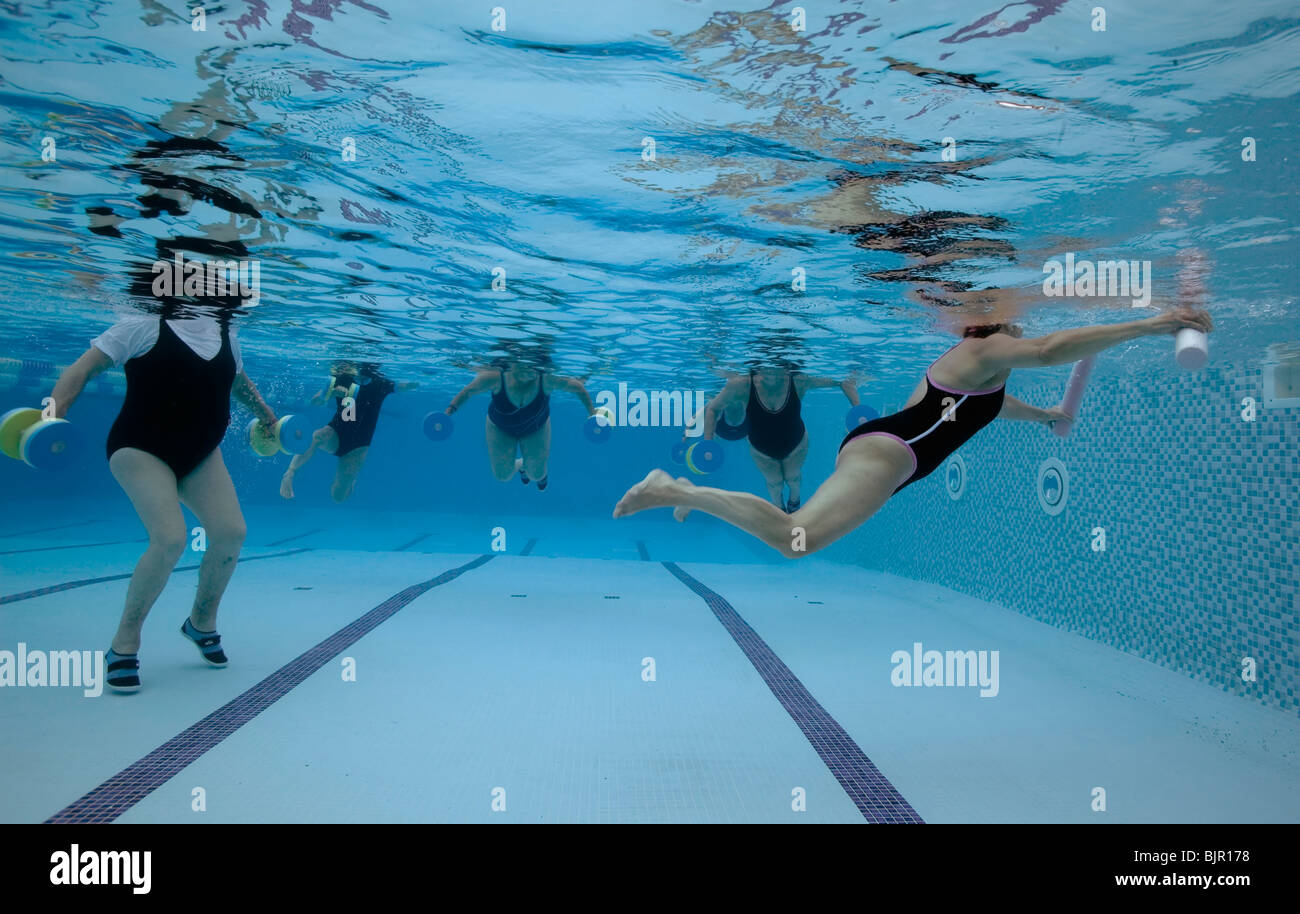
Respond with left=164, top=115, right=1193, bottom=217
left=842, top=360, right=1300, bottom=715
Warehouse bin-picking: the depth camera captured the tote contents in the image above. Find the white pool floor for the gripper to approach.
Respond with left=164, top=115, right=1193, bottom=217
left=2, top=502, right=1298, bottom=823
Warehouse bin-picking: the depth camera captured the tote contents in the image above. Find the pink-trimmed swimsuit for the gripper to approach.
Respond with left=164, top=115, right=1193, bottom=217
left=839, top=348, right=1005, bottom=492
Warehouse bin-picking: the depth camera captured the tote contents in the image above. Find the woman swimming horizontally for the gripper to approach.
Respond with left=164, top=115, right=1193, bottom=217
left=613, top=309, right=1213, bottom=557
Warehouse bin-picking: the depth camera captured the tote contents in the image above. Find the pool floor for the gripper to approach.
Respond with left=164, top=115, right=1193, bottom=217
left=2, top=504, right=1298, bottom=823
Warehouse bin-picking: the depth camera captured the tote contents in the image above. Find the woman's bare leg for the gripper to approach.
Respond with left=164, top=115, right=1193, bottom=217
left=485, top=418, right=520, bottom=480
left=109, top=448, right=188, bottom=653
left=178, top=449, right=246, bottom=632
left=518, top=420, right=551, bottom=481
left=614, top=436, right=913, bottom=558
left=780, top=432, right=811, bottom=507
left=749, top=446, right=787, bottom=507
left=280, top=426, right=337, bottom=499
left=330, top=447, right=367, bottom=503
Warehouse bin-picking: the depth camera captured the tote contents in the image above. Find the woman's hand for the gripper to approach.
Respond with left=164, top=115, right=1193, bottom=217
left=1143, top=307, right=1213, bottom=335
left=1042, top=406, right=1072, bottom=430
left=840, top=375, right=861, bottom=406
left=253, top=417, right=279, bottom=445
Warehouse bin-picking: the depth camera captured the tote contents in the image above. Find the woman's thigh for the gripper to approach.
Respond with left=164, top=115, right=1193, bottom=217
left=109, top=448, right=186, bottom=545
left=178, top=449, right=245, bottom=541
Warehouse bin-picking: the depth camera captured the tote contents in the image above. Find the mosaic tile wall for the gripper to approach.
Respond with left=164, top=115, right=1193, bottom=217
left=842, top=362, right=1300, bottom=714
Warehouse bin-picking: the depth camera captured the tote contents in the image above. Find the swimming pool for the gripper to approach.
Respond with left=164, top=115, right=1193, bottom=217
left=1, top=0, right=1297, bottom=830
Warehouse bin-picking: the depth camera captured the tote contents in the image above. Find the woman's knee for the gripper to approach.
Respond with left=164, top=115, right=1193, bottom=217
left=777, top=540, right=811, bottom=560
left=311, top=427, right=339, bottom=455
left=490, top=462, right=516, bottom=481
left=207, top=517, right=247, bottom=549
left=150, top=525, right=189, bottom=562
left=195, top=503, right=247, bottom=548
left=778, top=541, right=822, bottom=560
left=330, top=481, right=354, bottom=503
left=776, top=518, right=827, bottom=559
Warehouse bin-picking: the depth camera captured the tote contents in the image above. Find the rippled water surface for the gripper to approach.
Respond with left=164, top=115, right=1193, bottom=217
left=1, top=0, right=1296, bottom=396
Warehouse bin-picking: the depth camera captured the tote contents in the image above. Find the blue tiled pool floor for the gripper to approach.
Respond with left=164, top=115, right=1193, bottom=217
left=3, top=508, right=1297, bottom=823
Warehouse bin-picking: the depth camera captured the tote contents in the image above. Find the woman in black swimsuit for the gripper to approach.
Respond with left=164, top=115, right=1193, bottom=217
left=279, top=361, right=417, bottom=503
left=443, top=361, right=596, bottom=491
left=615, top=310, right=1213, bottom=556
left=40, top=64, right=317, bottom=691
left=49, top=304, right=279, bottom=691
left=697, top=367, right=862, bottom=512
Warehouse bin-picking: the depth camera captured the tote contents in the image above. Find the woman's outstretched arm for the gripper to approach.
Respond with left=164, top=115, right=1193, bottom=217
left=697, top=376, right=749, bottom=439
left=796, top=374, right=863, bottom=406
left=445, top=370, right=496, bottom=412
left=233, top=371, right=278, bottom=426
left=49, top=348, right=112, bottom=418
left=977, top=308, right=1213, bottom=370
left=551, top=375, right=597, bottom=414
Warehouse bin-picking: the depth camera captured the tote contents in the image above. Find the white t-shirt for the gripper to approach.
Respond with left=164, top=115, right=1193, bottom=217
left=91, top=314, right=243, bottom=374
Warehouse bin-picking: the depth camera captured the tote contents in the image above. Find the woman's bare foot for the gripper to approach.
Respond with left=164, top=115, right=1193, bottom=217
left=279, top=472, right=295, bottom=500
left=613, top=469, right=692, bottom=518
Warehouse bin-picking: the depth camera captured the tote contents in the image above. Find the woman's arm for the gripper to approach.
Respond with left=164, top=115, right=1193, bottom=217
left=699, top=377, right=749, bottom=439
left=796, top=374, right=863, bottom=405
left=395, top=381, right=419, bottom=392
left=552, top=376, right=596, bottom=414
left=233, top=371, right=277, bottom=426
left=309, top=377, right=338, bottom=407
left=445, top=371, right=495, bottom=413
left=49, top=348, right=113, bottom=418
left=840, top=374, right=861, bottom=406
left=977, top=308, right=1213, bottom=371
left=999, top=394, right=1067, bottom=425
left=796, top=375, right=839, bottom=391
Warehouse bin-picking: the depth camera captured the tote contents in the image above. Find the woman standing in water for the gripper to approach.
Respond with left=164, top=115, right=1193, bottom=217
left=279, top=361, right=418, bottom=503
left=50, top=303, right=279, bottom=692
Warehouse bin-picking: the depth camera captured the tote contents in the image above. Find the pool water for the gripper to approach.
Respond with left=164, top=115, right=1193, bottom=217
left=1, top=0, right=1297, bottom=824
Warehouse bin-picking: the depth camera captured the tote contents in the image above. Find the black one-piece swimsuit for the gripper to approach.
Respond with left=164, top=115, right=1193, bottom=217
left=105, top=318, right=237, bottom=480
left=747, top=373, right=805, bottom=460
left=839, top=368, right=1005, bottom=492
left=327, top=374, right=396, bottom=457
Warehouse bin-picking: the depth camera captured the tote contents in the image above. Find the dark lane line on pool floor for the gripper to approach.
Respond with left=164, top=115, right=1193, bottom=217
left=0, top=548, right=314, bottom=606
left=45, top=553, right=496, bottom=824
left=0, top=538, right=146, bottom=556
left=635, top=541, right=650, bottom=561
left=263, top=527, right=325, bottom=547
left=519, top=538, right=538, bottom=556
left=661, top=562, right=923, bottom=824
left=394, top=532, right=430, bottom=552
left=0, top=519, right=104, bottom=540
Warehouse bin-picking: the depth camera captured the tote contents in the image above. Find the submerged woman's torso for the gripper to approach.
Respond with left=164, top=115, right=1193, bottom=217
left=496, top=369, right=545, bottom=409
